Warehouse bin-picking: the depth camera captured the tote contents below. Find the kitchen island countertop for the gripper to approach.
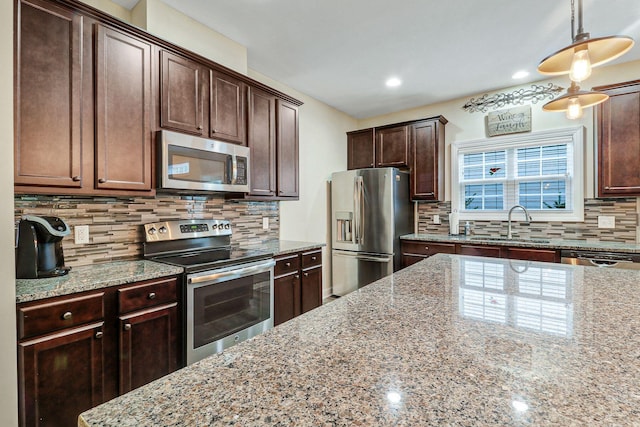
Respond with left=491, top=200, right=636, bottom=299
left=79, top=253, right=640, bottom=426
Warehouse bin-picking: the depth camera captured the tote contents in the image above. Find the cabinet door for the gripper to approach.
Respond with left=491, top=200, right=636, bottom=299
left=596, top=80, right=640, bottom=197
left=274, top=273, right=300, bottom=326
left=347, top=128, right=375, bottom=170
left=503, top=247, right=559, bottom=263
left=160, top=51, right=205, bottom=135
left=457, top=244, right=502, bottom=258
left=210, top=70, right=246, bottom=145
left=277, top=99, right=299, bottom=198
left=119, top=303, right=178, bottom=394
left=15, top=0, right=83, bottom=188
left=301, top=266, right=322, bottom=314
left=247, top=87, right=277, bottom=196
left=411, top=119, right=444, bottom=201
left=18, top=322, right=104, bottom=427
left=375, top=125, right=409, bottom=167
left=95, top=24, right=152, bottom=191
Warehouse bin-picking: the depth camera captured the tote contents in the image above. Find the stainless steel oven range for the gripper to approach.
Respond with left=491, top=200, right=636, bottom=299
left=143, top=219, right=274, bottom=365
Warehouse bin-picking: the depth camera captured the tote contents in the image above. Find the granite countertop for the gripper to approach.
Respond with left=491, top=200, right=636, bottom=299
left=16, top=240, right=324, bottom=303
left=243, top=239, right=325, bottom=256
left=79, top=253, right=640, bottom=426
left=16, top=260, right=184, bottom=303
left=402, top=232, right=640, bottom=253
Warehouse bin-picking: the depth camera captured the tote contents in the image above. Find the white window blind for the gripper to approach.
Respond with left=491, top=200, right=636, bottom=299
left=451, top=127, right=584, bottom=222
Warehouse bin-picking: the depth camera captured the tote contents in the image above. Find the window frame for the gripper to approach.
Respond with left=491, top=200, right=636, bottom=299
left=451, top=127, right=584, bottom=222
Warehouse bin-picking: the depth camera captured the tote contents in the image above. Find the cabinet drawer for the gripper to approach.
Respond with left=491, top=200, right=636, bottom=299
left=457, top=244, right=502, bottom=258
left=274, top=254, right=300, bottom=277
left=401, top=241, right=456, bottom=256
left=504, top=247, right=559, bottom=263
left=18, top=292, right=104, bottom=340
left=301, top=250, right=322, bottom=269
left=118, top=277, right=177, bottom=314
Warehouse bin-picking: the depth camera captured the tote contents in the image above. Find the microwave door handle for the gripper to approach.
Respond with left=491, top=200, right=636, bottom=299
left=231, top=155, right=238, bottom=184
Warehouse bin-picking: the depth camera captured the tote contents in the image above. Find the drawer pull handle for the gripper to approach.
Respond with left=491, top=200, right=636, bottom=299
left=95, top=331, right=103, bottom=339
left=311, top=256, right=317, bottom=261
left=285, top=262, right=291, bottom=267
left=62, top=312, right=72, bottom=320
left=72, top=176, right=81, bottom=182
left=148, top=292, right=156, bottom=300
left=123, top=324, right=132, bottom=331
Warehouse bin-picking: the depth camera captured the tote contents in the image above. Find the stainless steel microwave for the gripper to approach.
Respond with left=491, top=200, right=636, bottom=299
left=157, top=130, right=250, bottom=193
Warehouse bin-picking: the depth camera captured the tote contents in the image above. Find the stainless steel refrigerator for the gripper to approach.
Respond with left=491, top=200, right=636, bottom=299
left=331, top=167, right=414, bottom=296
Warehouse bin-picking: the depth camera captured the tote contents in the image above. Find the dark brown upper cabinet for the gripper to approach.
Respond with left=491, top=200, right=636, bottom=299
left=410, top=117, right=447, bottom=201
left=347, top=128, right=375, bottom=170
left=276, top=99, right=299, bottom=198
left=595, top=80, right=640, bottom=197
left=95, top=24, right=153, bottom=192
left=247, top=86, right=277, bottom=197
left=14, top=0, right=83, bottom=189
left=375, top=124, right=410, bottom=168
left=210, top=70, right=246, bottom=145
left=160, top=50, right=205, bottom=136
left=346, top=116, right=446, bottom=201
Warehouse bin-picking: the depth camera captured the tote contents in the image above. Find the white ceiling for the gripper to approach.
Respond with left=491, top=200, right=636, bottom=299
left=113, top=0, right=640, bottom=119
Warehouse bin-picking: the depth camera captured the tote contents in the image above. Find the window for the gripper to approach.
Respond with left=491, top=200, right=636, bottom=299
left=451, top=127, right=584, bottom=221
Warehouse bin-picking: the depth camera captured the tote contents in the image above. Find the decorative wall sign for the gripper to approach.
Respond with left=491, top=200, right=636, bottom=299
left=487, top=106, right=531, bottom=137
left=462, top=84, right=564, bottom=113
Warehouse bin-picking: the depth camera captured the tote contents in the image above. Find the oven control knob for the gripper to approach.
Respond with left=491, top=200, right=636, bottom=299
left=224, top=224, right=231, bottom=229
left=159, top=226, right=167, bottom=234
left=212, top=224, right=218, bottom=230
left=147, top=227, right=157, bottom=235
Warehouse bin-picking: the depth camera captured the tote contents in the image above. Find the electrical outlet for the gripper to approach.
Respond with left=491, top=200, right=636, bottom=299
left=75, top=225, right=90, bottom=244
left=262, top=217, right=269, bottom=230
left=433, top=214, right=441, bottom=224
left=597, top=215, right=615, bottom=229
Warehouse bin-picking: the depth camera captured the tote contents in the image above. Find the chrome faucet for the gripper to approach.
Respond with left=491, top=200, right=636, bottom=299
left=507, top=205, right=532, bottom=240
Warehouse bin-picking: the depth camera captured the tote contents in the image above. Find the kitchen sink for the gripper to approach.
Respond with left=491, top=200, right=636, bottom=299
left=470, top=237, right=551, bottom=244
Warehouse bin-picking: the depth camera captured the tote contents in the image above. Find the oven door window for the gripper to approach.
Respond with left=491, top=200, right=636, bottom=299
left=192, top=271, right=271, bottom=348
left=167, top=144, right=231, bottom=184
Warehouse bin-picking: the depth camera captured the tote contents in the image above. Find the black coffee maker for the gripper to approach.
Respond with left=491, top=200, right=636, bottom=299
left=16, top=215, right=71, bottom=279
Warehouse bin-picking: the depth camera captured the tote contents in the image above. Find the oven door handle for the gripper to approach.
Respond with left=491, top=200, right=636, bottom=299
left=188, top=259, right=275, bottom=285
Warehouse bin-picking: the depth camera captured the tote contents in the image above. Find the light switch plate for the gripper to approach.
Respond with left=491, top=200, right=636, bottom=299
left=262, top=217, right=269, bottom=230
left=433, top=214, right=441, bottom=224
left=75, top=225, right=89, bottom=244
left=597, top=215, right=615, bottom=229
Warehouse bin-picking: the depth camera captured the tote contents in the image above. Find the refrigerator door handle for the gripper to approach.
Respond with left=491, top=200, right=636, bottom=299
left=353, top=177, right=360, bottom=244
left=358, top=176, right=365, bottom=244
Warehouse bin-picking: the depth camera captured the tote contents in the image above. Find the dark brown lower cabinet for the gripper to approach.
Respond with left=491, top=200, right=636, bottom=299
left=18, top=322, right=105, bottom=427
left=400, top=239, right=561, bottom=268
left=119, top=303, right=178, bottom=394
left=274, top=249, right=323, bottom=326
left=17, top=276, right=180, bottom=427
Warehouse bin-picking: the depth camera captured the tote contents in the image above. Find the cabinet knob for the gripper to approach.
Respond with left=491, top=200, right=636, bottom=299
left=95, top=331, right=103, bottom=339
left=148, top=292, right=156, bottom=300
left=62, top=311, right=72, bottom=320
left=197, top=126, right=203, bottom=131
left=604, top=186, right=610, bottom=190
left=211, top=128, right=217, bottom=133
left=425, top=246, right=429, bottom=250
left=98, top=178, right=106, bottom=184
left=72, top=176, right=81, bottom=182
left=285, top=262, right=291, bottom=267
left=294, top=274, right=300, bottom=279
left=304, top=272, right=309, bottom=277
left=123, top=324, right=132, bottom=331
left=311, top=256, right=316, bottom=261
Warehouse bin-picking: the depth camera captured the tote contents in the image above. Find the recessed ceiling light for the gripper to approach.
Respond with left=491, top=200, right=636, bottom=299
left=512, top=70, right=530, bottom=80
left=386, top=77, right=402, bottom=88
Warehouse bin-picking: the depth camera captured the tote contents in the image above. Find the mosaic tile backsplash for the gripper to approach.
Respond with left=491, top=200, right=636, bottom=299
left=417, top=198, right=639, bottom=243
left=14, top=194, right=279, bottom=268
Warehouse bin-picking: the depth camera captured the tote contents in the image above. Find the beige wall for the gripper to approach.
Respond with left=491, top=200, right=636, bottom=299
left=80, top=0, right=132, bottom=22
left=358, top=60, right=640, bottom=201
left=2, top=0, right=18, bottom=424
left=131, top=0, right=247, bottom=74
